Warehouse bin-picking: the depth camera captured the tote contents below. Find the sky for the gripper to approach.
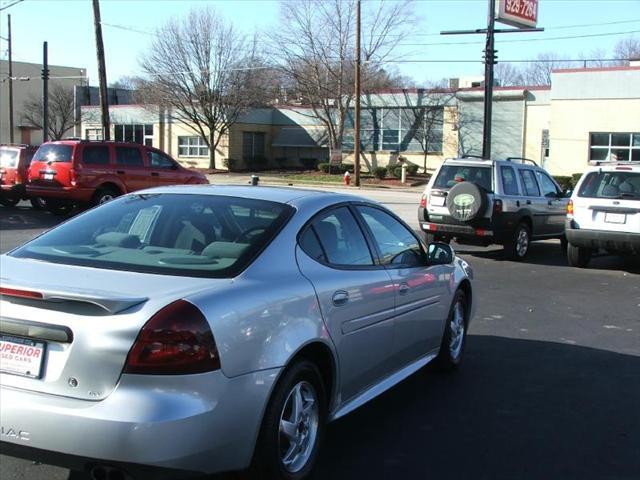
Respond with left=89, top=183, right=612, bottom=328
left=1, top=0, right=639, bottom=87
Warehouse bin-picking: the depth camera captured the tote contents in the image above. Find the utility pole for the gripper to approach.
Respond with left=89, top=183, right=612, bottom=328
left=7, top=14, right=14, bottom=143
left=42, top=41, right=49, bottom=142
left=441, top=0, right=542, bottom=159
left=92, top=0, right=110, bottom=140
left=482, top=0, right=496, bottom=159
left=353, top=0, right=361, bottom=186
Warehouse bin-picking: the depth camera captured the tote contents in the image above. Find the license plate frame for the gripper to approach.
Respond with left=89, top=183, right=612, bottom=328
left=604, top=212, right=626, bottom=224
left=430, top=195, right=445, bottom=207
left=0, top=335, right=46, bottom=379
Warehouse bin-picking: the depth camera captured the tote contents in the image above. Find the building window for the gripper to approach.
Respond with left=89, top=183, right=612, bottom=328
left=589, top=132, right=640, bottom=162
left=343, top=107, right=444, bottom=154
left=85, top=128, right=103, bottom=141
left=114, top=124, right=153, bottom=146
left=243, top=132, right=266, bottom=162
left=178, top=136, right=209, bottom=157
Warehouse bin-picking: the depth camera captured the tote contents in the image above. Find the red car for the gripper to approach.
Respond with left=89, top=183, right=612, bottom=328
left=0, top=144, right=40, bottom=207
left=27, top=140, right=209, bottom=214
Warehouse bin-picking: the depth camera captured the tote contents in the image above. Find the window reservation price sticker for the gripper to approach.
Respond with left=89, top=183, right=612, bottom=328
left=496, top=0, right=538, bottom=29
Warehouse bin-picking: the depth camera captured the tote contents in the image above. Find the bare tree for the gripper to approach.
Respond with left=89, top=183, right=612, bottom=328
left=521, top=52, right=573, bottom=85
left=386, top=89, right=453, bottom=173
left=270, top=0, right=415, bottom=156
left=577, top=48, right=617, bottom=68
left=613, top=36, right=640, bottom=65
left=138, top=8, right=265, bottom=169
left=494, top=62, right=524, bottom=87
left=21, top=84, right=76, bottom=140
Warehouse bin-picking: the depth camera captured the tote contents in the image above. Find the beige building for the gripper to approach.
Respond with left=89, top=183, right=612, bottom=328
left=546, top=65, right=640, bottom=175
left=0, top=60, right=87, bottom=145
left=80, top=65, right=639, bottom=175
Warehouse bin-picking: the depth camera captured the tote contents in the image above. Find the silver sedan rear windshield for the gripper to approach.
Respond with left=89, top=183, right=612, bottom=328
left=10, top=194, right=294, bottom=278
left=578, top=171, right=640, bottom=200
left=434, top=165, right=493, bottom=192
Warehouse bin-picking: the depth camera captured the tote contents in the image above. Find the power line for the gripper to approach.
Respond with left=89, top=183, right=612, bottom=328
left=378, top=18, right=640, bottom=38
left=0, top=0, right=25, bottom=12
left=397, top=29, right=640, bottom=46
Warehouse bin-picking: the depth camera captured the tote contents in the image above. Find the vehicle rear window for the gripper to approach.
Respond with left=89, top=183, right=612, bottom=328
left=10, top=194, right=294, bottom=278
left=434, top=165, right=492, bottom=192
left=33, top=144, right=73, bottom=163
left=578, top=171, right=640, bottom=200
left=0, top=148, right=19, bottom=168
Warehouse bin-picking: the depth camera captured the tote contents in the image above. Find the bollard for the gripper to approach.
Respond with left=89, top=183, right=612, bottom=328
left=401, top=164, right=407, bottom=184
left=251, top=175, right=259, bottom=186
left=344, top=171, right=351, bottom=186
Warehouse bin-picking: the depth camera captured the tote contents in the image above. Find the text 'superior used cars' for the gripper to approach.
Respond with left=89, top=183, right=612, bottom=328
left=0, top=185, right=474, bottom=480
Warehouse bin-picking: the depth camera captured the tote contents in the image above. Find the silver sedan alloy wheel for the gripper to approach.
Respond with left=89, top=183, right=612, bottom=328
left=279, top=380, right=319, bottom=473
left=449, top=300, right=465, bottom=360
left=516, top=228, right=530, bottom=257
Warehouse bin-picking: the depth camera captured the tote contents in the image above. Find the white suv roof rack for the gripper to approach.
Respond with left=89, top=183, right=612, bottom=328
left=588, top=160, right=640, bottom=166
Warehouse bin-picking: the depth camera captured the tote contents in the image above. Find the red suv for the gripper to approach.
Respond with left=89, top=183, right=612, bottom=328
left=27, top=140, right=208, bottom=214
left=0, top=144, right=39, bottom=207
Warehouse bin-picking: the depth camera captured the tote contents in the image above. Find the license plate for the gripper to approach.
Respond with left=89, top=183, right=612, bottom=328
left=605, top=213, right=626, bottom=224
left=430, top=195, right=445, bottom=207
left=43, top=172, right=54, bottom=181
left=0, top=336, right=46, bottom=379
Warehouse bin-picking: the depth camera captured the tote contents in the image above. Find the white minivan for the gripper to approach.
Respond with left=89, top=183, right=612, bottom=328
left=566, top=161, right=640, bottom=267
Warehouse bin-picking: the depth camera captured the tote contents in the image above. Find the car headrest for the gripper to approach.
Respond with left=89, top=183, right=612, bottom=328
left=619, top=181, right=635, bottom=193
left=601, top=184, right=619, bottom=197
left=95, top=232, right=141, bottom=248
left=202, top=241, right=249, bottom=259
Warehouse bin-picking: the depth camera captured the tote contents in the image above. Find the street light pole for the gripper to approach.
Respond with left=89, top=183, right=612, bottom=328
left=441, top=0, right=542, bottom=160
left=353, top=0, right=361, bottom=187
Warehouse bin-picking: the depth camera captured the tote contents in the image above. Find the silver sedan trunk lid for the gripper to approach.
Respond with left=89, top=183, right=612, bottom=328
left=0, top=255, right=229, bottom=400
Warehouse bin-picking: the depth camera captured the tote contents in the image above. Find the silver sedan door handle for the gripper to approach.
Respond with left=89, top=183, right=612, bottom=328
left=332, top=290, right=349, bottom=306
left=398, top=283, right=410, bottom=296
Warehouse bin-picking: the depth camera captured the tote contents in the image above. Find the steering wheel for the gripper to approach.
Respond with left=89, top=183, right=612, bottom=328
left=234, top=226, right=267, bottom=243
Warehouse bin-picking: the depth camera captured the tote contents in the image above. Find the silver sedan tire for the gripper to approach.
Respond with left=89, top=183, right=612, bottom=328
left=252, top=360, right=326, bottom=480
left=436, top=289, right=468, bottom=371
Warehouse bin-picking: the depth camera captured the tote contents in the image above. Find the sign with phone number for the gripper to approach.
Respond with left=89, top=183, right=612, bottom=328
left=496, top=0, right=538, bottom=28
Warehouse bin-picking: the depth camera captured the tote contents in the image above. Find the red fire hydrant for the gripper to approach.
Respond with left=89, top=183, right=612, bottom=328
left=344, top=171, right=351, bottom=186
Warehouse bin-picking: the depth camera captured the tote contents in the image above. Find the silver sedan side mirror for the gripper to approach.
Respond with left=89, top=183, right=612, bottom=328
left=427, top=242, right=454, bottom=265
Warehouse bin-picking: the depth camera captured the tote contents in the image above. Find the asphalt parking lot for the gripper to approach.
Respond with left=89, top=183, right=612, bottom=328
left=1, top=190, right=639, bottom=480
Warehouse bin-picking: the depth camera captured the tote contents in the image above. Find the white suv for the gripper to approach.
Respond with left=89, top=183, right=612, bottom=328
left=566, top=161, right=640, bottom=267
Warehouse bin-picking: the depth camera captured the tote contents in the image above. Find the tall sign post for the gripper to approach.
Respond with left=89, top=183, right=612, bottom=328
left=442, top=0, right=542, bottom=159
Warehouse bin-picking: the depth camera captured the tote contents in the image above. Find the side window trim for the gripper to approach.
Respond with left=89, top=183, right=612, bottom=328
left=519, top=168, right=541, bottom=197
left=116, top=145, right=146, bottom=167
left=350, top=203, right=428, bottom=269
left=297, top=203, right=383, bottom=271
left=536, top=170, right=561, bottom=197
left=500, top=165, right=520, bottom=196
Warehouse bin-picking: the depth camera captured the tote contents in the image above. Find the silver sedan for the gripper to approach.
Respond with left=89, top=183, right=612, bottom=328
left=0, top=185, right=475, bottom=480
